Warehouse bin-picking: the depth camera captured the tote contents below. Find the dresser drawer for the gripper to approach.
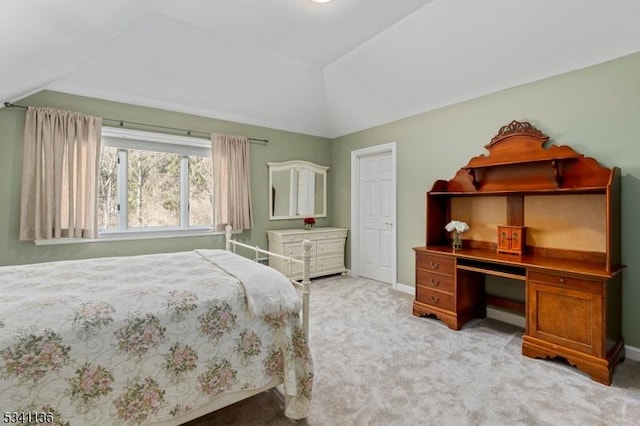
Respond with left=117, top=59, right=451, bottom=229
left=325, top=230, right=348, bottom=239
left=272, top=257, right=316, bottom=276
left=416, top=286, right=454, bottom=311
left=317, top=239, right=345, bottom=255
left=283, top=241, right=316, bottom=257
left=416, top=270, right=454, bottom=294
left=316, top=254, right=345, bottom=272
left=280, top=233, right=306, bottom=243
left=416, top=253, right=455, bottom=276
left=528, top=270, right=604, bottom=293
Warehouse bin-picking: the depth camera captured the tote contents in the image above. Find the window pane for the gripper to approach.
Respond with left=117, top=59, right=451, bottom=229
left=127, top=149, right=180, bottom=228
left=189, top=156, right=213, bottom=226
left=98, top=146, right=118, bottom=230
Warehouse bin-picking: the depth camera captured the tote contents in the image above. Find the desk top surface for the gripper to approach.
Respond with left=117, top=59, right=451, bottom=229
left=416, top=245, right=622, bottom=279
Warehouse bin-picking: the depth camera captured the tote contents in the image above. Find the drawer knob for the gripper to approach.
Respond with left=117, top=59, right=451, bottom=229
left=430, top=261, right=440, bottom=269
left=559, top=277, right=566, bottom=283
left=430, top=296, right=440, bottom=304
left=430, top=279, right=440, bottom=287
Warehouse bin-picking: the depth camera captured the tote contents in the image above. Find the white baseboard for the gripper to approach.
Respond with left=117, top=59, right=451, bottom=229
left=393, top=283, right=640, bottom=361
left=394, top=282, right=414, bottom=295
left=486, top=307, right=526, bottom=329
left=625, top=344, right=640, bottom=362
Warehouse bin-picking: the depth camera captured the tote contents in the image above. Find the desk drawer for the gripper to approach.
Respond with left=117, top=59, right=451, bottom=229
left=528, top=270, right=603, bottom=293
left=416, top=286, right=454, bottom=311
left=416, top=270, right=454, bottom=294
left=416, top=253, right=454, bottom=276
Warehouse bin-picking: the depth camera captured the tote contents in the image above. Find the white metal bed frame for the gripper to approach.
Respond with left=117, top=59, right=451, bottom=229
left=153, top=227, right=313, bottom=425
left=224, top=226, right=313, bottom=339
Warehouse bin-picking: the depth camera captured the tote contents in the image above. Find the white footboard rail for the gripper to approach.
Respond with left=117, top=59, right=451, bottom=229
left=225, top=226, right=312, bottom=339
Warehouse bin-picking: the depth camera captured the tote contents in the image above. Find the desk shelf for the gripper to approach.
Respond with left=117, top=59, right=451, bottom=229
left=456, top=264, right=526, bottom=281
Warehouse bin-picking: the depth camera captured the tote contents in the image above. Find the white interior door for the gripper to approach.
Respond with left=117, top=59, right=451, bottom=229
left=358, top=151, right=394, bottom=283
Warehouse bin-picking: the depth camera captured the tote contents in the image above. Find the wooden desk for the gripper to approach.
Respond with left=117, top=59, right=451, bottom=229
left=413, top=246, right=624, bottom=385
left=414, top=121, right=625, bottom=385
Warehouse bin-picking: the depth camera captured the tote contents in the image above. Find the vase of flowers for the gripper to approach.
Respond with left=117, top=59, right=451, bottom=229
left=445, top=220, right=469, bottom=250
left=303, top=217, right=316, bottom=230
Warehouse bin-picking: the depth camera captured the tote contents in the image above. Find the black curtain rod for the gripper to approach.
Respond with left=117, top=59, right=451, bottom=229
left=3, top=102, right=269, bottom=144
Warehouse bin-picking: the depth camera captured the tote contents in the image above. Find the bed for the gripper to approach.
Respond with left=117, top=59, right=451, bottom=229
left=0, top=228, right=313, bottom=425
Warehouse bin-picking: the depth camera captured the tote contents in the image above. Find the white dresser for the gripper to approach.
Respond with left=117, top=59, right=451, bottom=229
left=267, top=227, right=348, bottom=279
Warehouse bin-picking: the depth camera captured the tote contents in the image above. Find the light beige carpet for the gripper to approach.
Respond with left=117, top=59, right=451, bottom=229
left=186, top=276, right=640, bottom=425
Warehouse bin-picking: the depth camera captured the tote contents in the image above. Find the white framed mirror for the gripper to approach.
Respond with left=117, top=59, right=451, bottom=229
left=268, top=160, right=328, bottom=220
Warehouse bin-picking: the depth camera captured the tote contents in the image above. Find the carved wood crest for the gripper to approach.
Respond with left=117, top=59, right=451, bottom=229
left=487, top=120, right=548, bottom=148
left=439, top=120, right=613, bottom=192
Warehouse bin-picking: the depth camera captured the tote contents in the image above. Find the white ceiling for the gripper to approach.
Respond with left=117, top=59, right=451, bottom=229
left=1, top=0, right=640, bottom=138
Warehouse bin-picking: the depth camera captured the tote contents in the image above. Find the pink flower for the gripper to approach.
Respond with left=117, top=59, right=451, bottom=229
left=20, top=353, right=35, bottom=366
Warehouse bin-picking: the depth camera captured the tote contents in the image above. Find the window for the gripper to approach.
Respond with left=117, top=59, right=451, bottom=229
left=98, top=128, right=213, bottom=237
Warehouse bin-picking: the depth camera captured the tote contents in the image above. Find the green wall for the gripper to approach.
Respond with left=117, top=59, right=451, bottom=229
left=330, top=52, right=640, bottom=347
left=0, top=90, right=331, bottom=266
left=2, top=53, right=639, bottom=347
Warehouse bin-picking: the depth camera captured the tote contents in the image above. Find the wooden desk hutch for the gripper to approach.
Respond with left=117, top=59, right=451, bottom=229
left=413, top=121, right=625, bottom=385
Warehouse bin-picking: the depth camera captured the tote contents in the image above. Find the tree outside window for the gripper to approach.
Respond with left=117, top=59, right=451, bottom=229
left=98, top=128, right=213, bottom=236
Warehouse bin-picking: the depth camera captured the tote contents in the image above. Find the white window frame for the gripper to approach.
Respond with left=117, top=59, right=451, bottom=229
left=99, top=127, right=215, bottom=240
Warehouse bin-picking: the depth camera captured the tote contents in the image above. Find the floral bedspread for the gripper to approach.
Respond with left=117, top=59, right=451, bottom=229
left=0, top=250, right=313, bottom=425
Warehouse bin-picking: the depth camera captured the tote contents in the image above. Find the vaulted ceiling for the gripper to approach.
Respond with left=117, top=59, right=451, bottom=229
left=2, top=0, right=640, bottom=138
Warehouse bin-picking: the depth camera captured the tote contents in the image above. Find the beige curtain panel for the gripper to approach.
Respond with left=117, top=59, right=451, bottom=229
left=19, top=106, right=102, bottom=240
left=211, top=133, right=253, bottom=232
